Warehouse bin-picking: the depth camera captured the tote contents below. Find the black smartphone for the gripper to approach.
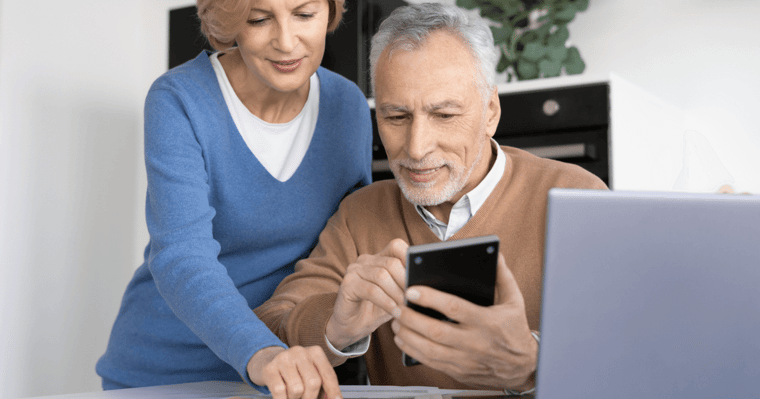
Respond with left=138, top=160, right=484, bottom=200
left=402, top=235, right=499, bottom=366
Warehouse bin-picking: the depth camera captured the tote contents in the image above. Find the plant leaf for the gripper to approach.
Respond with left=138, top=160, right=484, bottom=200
left=455, top=0, right=481, bottom=10
left=521, top=42, right=546, bottom=62
left=573, top=0, right=590, bottom=12
left=498, top=0, right=524, bottom=16
left=533, top=22, right=553, bottom=41
left=481, top=4, right=507, bottom=19
left=496, top=52, right=511, bottom=74
left=517, top=60, right=539, bottom=80
left=490, top=26, right=513, bottom=45
left=546, top=45, right=568, bottom=62
left=547, top=24, right=569, bottom=47
left=539, top=58, right=562, bottom=77
left=554, top=8, right=577, bottom=23
left=563, top=46, right=586, bottom=75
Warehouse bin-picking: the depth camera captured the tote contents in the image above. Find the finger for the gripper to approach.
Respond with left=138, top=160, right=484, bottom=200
left=262, top=365, right=289, bottom=399
left=393, top=305, right=462, bottom=347
left=379, top=238, right=409, bottom=262
left=404, top=285, right=485, bottom=326
left=294, top=355, right=324, bottom=399
left=391, top=318, right=471, bottom=373
left=350, top=259, right=406, bottom=310
left=377, top=239, right=410, bottom=287
left=493, top=252, right=524, bottom=306
left=274, top=353, right=305, bottom=399
left=308, top=347, right=342, bottom=399
left=341, top=274, right=396, bottom=319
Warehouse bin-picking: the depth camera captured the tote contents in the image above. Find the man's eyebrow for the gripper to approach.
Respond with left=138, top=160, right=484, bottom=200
left=377, top=104, right=410, bottom=114
left=423, top=100, right=464, bottom=112
left=377, top=101, right=463, bottom=114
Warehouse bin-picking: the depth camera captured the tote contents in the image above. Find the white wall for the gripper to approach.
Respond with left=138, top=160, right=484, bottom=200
left=1, top=0, right=758, bottom=398
left=0, top=1, right=189, bottom=397
left=570, top=0, right=760, bottom=193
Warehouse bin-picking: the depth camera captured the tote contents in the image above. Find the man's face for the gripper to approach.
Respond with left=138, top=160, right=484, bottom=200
left=374, top=31, right=500, bottom=207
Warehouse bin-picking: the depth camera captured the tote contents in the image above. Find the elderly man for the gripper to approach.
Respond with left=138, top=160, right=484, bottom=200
left=255, top=2, right=606, bottom=395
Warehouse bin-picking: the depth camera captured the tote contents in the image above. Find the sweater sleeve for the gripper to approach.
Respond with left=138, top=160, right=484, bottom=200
left=254, top=206, right=359, bottom=366
left=143, top=86, right=286, bottom=389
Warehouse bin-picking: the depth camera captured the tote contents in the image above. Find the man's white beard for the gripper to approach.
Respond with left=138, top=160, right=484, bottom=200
left=390, top=138, right=485, bottom=207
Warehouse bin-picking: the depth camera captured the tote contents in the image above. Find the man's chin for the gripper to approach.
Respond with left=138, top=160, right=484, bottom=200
left=394, top=176, right=452, bottom=207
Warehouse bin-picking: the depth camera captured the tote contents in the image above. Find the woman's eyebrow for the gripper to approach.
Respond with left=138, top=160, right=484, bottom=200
left=293, top=0, right=320, bottom=10
left=249, top=0, right=319, bottom=13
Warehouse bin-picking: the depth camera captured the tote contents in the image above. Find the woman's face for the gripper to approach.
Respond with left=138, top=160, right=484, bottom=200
left=235, top=0, right=330, bottom=94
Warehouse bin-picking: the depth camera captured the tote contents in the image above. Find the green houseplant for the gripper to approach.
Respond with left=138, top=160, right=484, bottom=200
left=456, top=0, right=589, bottom=81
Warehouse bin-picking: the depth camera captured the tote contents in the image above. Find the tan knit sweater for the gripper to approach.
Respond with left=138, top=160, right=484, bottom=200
left=255, top=146, right=607, bottom=389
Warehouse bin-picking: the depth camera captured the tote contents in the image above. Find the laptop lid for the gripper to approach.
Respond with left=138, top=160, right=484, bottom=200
left=537, top=189, right=760, bottom=399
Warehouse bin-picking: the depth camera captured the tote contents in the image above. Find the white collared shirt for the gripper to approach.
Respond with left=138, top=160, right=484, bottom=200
left=415, top=139, right=506, bottom=240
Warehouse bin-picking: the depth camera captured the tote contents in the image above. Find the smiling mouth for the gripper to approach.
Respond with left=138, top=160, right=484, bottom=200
left=271, top=59, right=302, bottom=72
left=407, top=166, right=443, bottom=183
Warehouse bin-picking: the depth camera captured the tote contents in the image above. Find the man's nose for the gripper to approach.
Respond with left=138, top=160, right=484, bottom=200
left=405, top=117, right=435, bottom=160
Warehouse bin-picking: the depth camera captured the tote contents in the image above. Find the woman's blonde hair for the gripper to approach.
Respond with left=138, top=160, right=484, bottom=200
left=197, top=0, right=345, bottom=51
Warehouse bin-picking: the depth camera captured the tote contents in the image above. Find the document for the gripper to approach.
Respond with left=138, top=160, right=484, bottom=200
left=23, top=381, right=507, bottom=399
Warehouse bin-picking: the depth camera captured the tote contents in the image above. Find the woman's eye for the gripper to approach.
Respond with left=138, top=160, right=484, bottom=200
left=296, top=13, right=316, bottom=20
left=247, top=18, right=268, bottom=26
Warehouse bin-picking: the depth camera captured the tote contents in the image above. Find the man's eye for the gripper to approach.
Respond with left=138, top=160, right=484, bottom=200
left=436, top=113, right=455, bottom=120
left=385, top=115, right=407, bottom=122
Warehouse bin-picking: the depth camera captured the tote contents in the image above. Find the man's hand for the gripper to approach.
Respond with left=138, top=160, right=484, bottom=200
left=390, top=253, right=538, bottom=391
left=325, top=239, right=408, bottom=350
left=246, top=346, right=342, bottom=399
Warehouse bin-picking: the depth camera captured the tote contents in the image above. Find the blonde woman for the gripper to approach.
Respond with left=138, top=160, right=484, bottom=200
left=97, top=1, right=370, bottom=398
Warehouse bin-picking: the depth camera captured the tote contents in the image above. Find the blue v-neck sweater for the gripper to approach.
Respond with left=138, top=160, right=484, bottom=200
left=97, top=51, right=372, bottom=389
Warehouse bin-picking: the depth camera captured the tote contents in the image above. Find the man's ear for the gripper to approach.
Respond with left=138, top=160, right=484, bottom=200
left=485, top=87, right=501, bottom=139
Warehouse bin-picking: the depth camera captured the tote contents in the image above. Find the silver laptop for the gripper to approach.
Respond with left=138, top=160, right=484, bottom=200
left=537, top=188, right=760, bottom=399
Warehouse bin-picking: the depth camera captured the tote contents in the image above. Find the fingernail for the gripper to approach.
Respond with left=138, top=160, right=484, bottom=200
left=391, top=307, right=401, bottom=318
left=391, top=320, right=400, bottom=333
left=394, top=335, right=404, bottom=347
left=406, top=288, right=420, bottom=301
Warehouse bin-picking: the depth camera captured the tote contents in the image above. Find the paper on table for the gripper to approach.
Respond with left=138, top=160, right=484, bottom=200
left=22, top=382, right=505, bottom=399
left=232, top=384, right=484, bottom=399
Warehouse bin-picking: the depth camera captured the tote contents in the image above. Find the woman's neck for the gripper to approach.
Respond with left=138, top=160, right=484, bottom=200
left=219, top=49, right=311, bottom=124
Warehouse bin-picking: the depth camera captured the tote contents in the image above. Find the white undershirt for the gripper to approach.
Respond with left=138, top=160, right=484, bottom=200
left=210, top=52, right=320, bottom=182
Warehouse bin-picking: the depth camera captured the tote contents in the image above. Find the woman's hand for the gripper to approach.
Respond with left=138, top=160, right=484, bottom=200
left=246, top=346, right=342, bottom=399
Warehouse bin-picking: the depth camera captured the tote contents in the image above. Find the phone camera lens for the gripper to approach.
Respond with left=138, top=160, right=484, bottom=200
left=487, top=246, right=495, bottom=254
left=414, top=256, right=422, bottom=265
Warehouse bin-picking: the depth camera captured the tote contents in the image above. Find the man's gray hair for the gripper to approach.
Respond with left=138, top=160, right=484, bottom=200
left=369, top=3, right=499, bottom=101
